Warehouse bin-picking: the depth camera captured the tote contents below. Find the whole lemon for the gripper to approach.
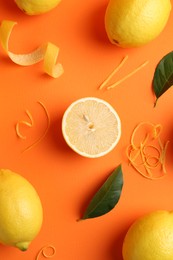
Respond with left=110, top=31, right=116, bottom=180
left=0, top=169, right=43, bottom=251
left=122, top=210, right=173, bottom=260
left=15, top=0, right=61, bottom=15
left=105, top=0, right=172, bottom=48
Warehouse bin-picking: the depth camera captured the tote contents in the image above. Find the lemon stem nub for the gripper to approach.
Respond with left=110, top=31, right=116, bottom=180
left=15, top=241, right=30, bottom=251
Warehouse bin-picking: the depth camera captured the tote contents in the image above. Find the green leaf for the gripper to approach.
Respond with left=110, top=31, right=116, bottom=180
left=81, top=164, right=123, bottom=219
left=153, top=51, right=173, bottom=105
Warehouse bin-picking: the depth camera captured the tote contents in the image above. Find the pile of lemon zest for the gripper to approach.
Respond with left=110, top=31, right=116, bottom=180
left=0, top=20, right=64, bottom=78
left=127, top=122, right=169, bottom=180
left=99, top=55, right=128, bottom=90
left=16, top=110, right=34, bottom=139
left=22, top=101, right=50, bottom=153
left=107, top=60, right=149, bottom=90
left=36, top=245, right=56, bottom=260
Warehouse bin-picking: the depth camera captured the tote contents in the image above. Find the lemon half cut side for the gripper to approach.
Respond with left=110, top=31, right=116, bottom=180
left=62, top=97, right=121, bottom=158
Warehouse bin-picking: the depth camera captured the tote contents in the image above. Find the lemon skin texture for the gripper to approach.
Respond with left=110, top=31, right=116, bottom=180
left=122, top=210, right=173, bottom=260
left=0, top=169, right=43, bottom=251
left=15, top=0, right=61, bottom=15
left=105, top=0, right=172, bottom=48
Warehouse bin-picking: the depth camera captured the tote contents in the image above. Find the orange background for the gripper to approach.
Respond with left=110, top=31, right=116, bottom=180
left=0, top=0, right=173, bottom=259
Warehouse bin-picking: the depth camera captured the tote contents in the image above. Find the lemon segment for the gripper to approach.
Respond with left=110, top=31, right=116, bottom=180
left=62, top=97, right=121, bottom=158
left=105, top=0, right=172, bottom=48
left=15, top=0, right=61, bottom=15
left=0, top=20, right=64, bottom=78
left=0, top=169, right=43, bottom=251
left=122, top=210, right=173, bottom=260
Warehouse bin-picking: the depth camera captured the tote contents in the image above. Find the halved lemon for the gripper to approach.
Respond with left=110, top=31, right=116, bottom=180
left=62, top=97, right=121, bottom=158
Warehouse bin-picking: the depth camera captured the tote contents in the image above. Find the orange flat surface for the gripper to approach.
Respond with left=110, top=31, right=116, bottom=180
left=0, top=0, right=173, bottom=259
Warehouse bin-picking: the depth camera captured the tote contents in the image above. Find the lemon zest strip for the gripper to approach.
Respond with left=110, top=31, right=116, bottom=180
left=16, top=123, right=27, bottom=139
left=16, top=110, right=34, bottom=139
left=161, top=141, right=170, bottom=174
left=22, top=101, right=50, bottom=153
left=36, top=245, right=56, bottom=260
left=99, top=55, right=128, bottom=90
left=0, top=20, right=64, bottom=78
left=107, top=60, right=149, bottom=90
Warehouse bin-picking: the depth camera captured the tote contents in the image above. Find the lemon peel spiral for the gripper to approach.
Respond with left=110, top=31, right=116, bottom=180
left=0, top=20, right=64, bottom=78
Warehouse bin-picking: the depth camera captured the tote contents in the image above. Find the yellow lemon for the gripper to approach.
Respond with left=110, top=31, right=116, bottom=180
left=122, top=210, right=173, bottom=260
left=62, top=97, right=121, bottom=158
left=0, top=169, right=43, bottom=251
left=105, top=0, right=172, bottom=48
left=15, top=0, right=61, bottom=15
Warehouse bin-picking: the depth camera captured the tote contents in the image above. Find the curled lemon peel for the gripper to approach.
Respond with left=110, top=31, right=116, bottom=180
left=0, top=20, right=64, bottom=78
left=36, top=245, right=56, bottom=260
left=127, top=122, right=169, bottom=180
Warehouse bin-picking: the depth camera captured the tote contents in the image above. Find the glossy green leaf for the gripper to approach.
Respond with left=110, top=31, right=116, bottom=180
left=81, top=164, right=123, bottom=219
left=153, top=51, right=173, bottom=105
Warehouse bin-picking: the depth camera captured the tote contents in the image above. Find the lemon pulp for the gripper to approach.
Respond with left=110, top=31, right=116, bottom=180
left=62, top=97, right=121, bottom=158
